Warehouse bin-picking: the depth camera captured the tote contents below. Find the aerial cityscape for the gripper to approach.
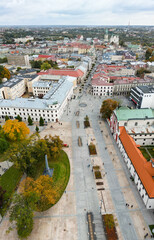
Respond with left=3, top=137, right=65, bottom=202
left=0, top=1, right=154, bottom=240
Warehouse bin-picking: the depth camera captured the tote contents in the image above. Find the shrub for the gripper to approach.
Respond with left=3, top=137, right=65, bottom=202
left=94, top=171, right=102, bottom=179
left=84, top=115, right=90, bottom=128
left=102, top=214, right=118, bottom=240
left=89, top=143, right=97, bottom=155
left=93, top=166, right=100, bottom=170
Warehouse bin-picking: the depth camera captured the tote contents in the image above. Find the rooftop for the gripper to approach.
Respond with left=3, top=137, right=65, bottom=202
left=119, top=127, right=154, bottom=198
left=0, top=77, right=73, bottom=109
left=115, top=107, right=154, bottom=121
left=137, top=85, right=154, bottom=94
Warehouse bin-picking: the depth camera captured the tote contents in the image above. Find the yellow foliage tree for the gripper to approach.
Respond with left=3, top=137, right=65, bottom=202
left=2, top=119, right=30, bottom=141
left=20, top=175, right=57, bottom=211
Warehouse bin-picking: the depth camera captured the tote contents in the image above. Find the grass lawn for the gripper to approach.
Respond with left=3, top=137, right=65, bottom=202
left=148, top=148, right=154, bottom=158
left=34, top=150, right=70, bottom=210
left=139, top=146, right=154, bottom=161
left=0, top=165, right=22, bottom=216
left=139, top=148, right=151, bottom=161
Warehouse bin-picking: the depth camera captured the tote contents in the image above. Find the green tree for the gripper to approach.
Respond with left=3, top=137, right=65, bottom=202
left=100, top=99, right=118, bottom=119
left=30, top=60, right=42, bottom=69
left=28, top=116, right=33, bottom=126
left=9, top=194, right=33, bottom=239
left=16, top=67, right=21, bottom=72
left=5, top=115, right=9, bottom=121
left=41, top=62, right=51, bottom=70
left=31, top=138, right=49, bottom=163
left=15, top=115, right=22, bottom=122
left=0, top=57, right=7, bottom=63
left=35, top=125, right=39, bottom=133
left=8, top=139, right=37, bottom=176
left=39, top=117, right=44, bottom=126
left=0, top=138, right=9, bottom=153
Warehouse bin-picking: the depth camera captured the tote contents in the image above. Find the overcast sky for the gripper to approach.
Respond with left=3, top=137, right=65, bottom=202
left=0, top=0, right=153, bottom=25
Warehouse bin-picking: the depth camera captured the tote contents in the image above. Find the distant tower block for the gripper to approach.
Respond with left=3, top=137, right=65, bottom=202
left=43, top=155, right=53, bottom=177
left=104, top=29, right=109, bottom=42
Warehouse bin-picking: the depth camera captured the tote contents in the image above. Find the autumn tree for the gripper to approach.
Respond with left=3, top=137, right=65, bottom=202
left=145, top=48, right=153, bottom=60
left=136, top=68, right=151, bottom=78
left=45, top=135, right=63, bottom=159
left=20, top=175, right=57, bottom=211
left=100, top=99, right=118, bottom=119
left=9, top=194, right=33, bottom=239
left=2, top=119, right=30, bottom=141
left=0, top=66, right=11, bottom=83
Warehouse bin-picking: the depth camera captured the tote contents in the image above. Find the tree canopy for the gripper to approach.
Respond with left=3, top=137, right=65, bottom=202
left=100, top=99, right=118, bottom=119
left=2, top=119, right=30, bottom=141
left=9, top=194, right=33, bottom=239
left=41, top=62, right=51, bottom=70
left=145, top=48, right=153, bottom=61
left=20, top=175, right=57, bottom=211
left=0, top=66, right=11, bottom=83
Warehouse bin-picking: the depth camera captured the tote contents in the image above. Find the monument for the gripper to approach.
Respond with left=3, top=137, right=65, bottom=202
left=43, top=155, right=53, bottom=177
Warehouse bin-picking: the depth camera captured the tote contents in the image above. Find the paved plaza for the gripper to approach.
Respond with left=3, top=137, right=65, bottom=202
left=0, top=90, right=154, bottom=239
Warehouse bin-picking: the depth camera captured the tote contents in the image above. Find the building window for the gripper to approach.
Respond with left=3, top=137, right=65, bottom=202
left=135, top=122, right=138, bottom=126
left=124, top=122, right=127, bottom=126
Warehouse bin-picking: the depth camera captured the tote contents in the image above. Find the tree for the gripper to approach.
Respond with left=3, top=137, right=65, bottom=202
left=0, top=138, right=9, bottom=153
left=0, top=186, right=6, bottom=208
left=0, top=66, right=11, bottom=83
left=39, top=116, right=44, bottom=126
left=16, top=67, right=21, bottom=72
left=2, top=119, right=30, bottom=141
left=8, top=139, right=37, bottom=176
left=145, top=48, right=153, bottom=60
left=9, top=194, right=33, bottom=239
left=41, top=62, right=51, bottom=70
left=30, top=60, right=42, bottom=69
left=15, top=114, right=22, bottom=122
left=136, top=68, right=151, bottom=77
left=100, top=99, right=118, bottom=119
left=5, top=115, right=9, bottom=121
left=20, top=175, right=57, bottom=211
left=35, top=125, right=39, bottom=133
left=45, top=135, right=63, bottom=159
left=28, top=116, right=33, bottom=126
left=31, top=138, right=49, bottom=163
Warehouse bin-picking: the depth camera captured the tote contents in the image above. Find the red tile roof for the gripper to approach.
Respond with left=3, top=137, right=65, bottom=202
left=38, top=69, right=84, bottom=78
left=119, top=127, right=154, bottom=198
